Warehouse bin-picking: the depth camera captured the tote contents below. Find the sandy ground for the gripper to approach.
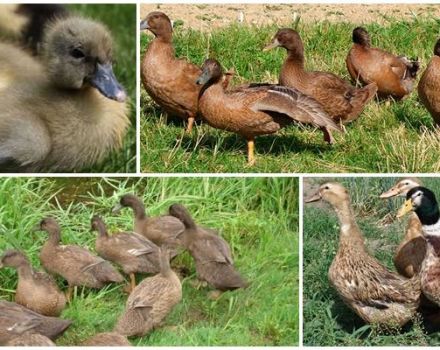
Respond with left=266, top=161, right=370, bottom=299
left=140, top=4, right=440, bottom=30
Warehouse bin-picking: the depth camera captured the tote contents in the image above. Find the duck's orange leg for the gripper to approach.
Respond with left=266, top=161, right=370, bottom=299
left=247, top=138, right=256, bottom=166
left=130, top=273, right=136, bottom=292
left=186, top=116, right=195, bottom=133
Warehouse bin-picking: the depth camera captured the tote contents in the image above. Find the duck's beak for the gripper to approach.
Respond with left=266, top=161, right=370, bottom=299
left=31, top=223, right=41, bottom=232
left=112, top=203, right=123, bottom=215
left=263, top=38, right=280, bottom=52
left=196, top=71, right=210, bottom=85
left=379, top=186, right=400, bottom=199
left=90, top=63, right=127, bottom=103
left=140, top=19, right=149, bottom=30
left=304, top=190, right=321, bottom=203
left=396, top=199, right=414, bottom=218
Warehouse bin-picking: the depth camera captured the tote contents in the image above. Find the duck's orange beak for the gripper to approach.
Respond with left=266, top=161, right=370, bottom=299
left=396, top=199, right=414, bottom=218
left=379, top=186, right=400, bottom=199
left=304, top=190, right=321, bottom=203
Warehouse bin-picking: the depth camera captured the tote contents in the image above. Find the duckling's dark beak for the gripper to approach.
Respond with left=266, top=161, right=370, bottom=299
left=379, top=186, right=399, bottom=199
left=263, top=38, right=280, bottom=52
left=112, top=203, right=123, bottom=215
left=397, top=199, right=414, bottom=218
left=196, top=71, right=210, bottom=85
left=140, top=19, right=149, bottom=30
left=304, top=191, right=321, bottom=203
left=89, top=63, right=127, bottom=103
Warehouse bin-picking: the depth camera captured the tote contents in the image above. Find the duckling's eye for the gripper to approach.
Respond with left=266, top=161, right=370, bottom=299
left=324, top=186, right=330, bottom=190
left=71, top=48, right=85, bottom=59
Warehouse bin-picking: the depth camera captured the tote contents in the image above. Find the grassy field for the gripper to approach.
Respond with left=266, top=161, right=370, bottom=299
left=140, top=16, right=440, bottom=173
left=303, top=177, right=440, bottom=346
left=0, top=177, right=298, bottom=346
left=69, top=5, right=136, bottom=173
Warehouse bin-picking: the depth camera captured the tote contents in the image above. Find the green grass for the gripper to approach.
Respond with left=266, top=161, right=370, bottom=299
left=68, top=5, right=136, bottom=173
left=140, top=17, right=440, bottom=173
left=303, top=177, right=440, bottom=346
left=0, top=177, right=298, bottom=346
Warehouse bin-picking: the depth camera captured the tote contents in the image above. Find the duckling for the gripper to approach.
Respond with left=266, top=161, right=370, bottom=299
left=114, top=248, right=182, bottom=337
left=0, top=16, right=129, bottom=172
left=82, top=332, right=131, bottom=346
left=346, top=27, right=419, bottom=99
left=418, top=39, right=440, bottom=125
left=112, top=194, right=185, bottom=256
left=264, top=28, right=377, bottom=124
left=38, top=217, right=124, bottom=302
left=169, top=204, right=248, bottom=294
left=397, top=186, right=440, bottom=307
left=0, top=250, right=66, bottom=316
left=196, top=58, right=341, bottom=165
left=0, top=300, right=71, bottom=345
left=305, top=182, right=420, bottom=327
left=379, top=178, right=425, bottom=278
left=140, top=11, right=201, bottom=133
left=93, top=215, right=160, bottom=293
left=5, top=333, right=55, bottom=346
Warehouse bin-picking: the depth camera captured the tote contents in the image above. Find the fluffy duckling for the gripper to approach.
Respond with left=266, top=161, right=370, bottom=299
left=93, top=215, right=160, bottom=293
left=38, top=217, right=124, bottom=302
left=264, top=28, right=377, bottom=124
left=82, top=332, right=131, bottom=346
left=169, top=204, right=248, bottom=294
left=380, top=178, right=425, bottom=278
left=0, top=16, right=129, bottom=172
left=140, top=11, right=201, bottom=133
left=112, top=194, right=185, bottom=255
left=0, top=300, right=71, bottom=345
left=418, top=39, right=440, bottom=125
left=346, top=27, right=419, bottom=99
left=306, top=182, right=420, bottom=327
left=0, top=250, right=66, bottom=316
left=196, top=58, right=341, bottom=165
left=397, top=187, right=440, bottom=306
left=5, top=333, right=55, bottom=346
left=114, top=248, right=182, bottom=337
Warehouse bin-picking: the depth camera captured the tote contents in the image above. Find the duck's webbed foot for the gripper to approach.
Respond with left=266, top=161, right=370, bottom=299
left=320, top=127, right=334, bottom=145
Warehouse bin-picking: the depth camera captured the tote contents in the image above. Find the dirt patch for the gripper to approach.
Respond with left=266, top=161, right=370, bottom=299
left=140, top=4, right=440, bottom=30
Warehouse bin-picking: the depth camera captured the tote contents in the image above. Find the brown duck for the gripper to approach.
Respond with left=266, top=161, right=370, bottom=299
left=5, top=333, right=56, bottom=346
left=264, top=28, right=377, bottom=124
left=418, top=39, right=440, bottom=125
left=93, top=215, right=160, bottom=293
left=0, top=250, right=66, bottom=316
left=38, top=217, right=124, bottom=301
left=169, top=204, right=248, bottom=293
left=112, top=194, right=185, bottom=256
left=82, top=332, right=132, bottom=346
left=346, top=27, right=419, bottom=99
left=196, top=58, right=341, bottom=165
left=140, top=11, right=201, bottom=133
left=0, top=300, right=71, bottom=345
left=114, top=248, right=182, bottom=337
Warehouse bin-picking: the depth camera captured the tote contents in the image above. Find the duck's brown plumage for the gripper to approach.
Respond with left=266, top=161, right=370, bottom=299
left=140, top=11, right=201, bottom=133
left=265, top=28, right=377, bottom=124
left=0, top=301, right=71, bottom=345
left=418, top=39, right=440, bottom=125
left=346, top=27, right=419, bottom=99
left=82, top=332, right=132, bottom=346
left=0, top=250, right=66, bottom=316
left=169, top=203, right=248, bottom=291
left=5, top=333, right=56, bottom=346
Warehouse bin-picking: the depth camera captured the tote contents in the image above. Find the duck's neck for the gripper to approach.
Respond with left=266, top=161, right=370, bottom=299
left=47, top=229, right=61, bottom=246
left=419, top=209, right=440, bottom=256
left=147, top=36, right=175, bottom=59
left=16, top=262, right=33, bottom=279
left=285, top=48, right=305, bottom=70
left=201, top=80, right=225, bottom=100
left=333, top=200, right=364, bottom=245
left=131, top=202, right=147, bottom=220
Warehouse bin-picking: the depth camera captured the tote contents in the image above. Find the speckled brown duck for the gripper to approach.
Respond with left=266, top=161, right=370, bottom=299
left=37, top=217, right=124, bottom=301
left=5, top=333, right=55, bottom=346
left=418, top=39, right=440, bottom=125
left=306, top=182, right=420, bottom=327
left=114, top=248, right=182, bottom=337
left=82, top=332, right=132, bottom=346
left=346, top=27, right=419, bottom=99
left=0, top=300, right=71, bottom=345
left=112, top=194, right=185, bottom=256
left=0, top=250, right=66, bottom=316
left=264, top=28, right=377, bottom=124
left=169, top=203, right=248, bottom=293
left=93, top=215, right=160, bottom=293
left=140, top=11, right=201, bottom=133
left=196, top=58, right=341, bottom=165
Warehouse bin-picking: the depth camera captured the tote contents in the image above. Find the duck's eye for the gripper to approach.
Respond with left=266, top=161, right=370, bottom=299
left=324, top=186, right=330, bottom=190
left=71, top=48, right=85, bottom=59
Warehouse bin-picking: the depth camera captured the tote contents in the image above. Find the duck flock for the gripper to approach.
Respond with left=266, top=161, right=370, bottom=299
left=141, top=11, right=440, bottom=165
left=0, top=195, right=247, bottom=346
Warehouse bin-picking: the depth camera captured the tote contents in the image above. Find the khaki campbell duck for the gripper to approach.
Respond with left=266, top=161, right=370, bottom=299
left=169, top=204, right=248, bottom=295
left=0, top=300, right=71, bottom=345
left=264, top=28, right=377, bottom=124
left=114, top=248, right=182, bottom=337
left=93, top=215, right=161, bottom=293
left=140, top=11, right=201, bottom=133
left=346, top=27, right=419, bottom=99
left=305, top=182, right=420, bottom=327
left=196, top=58, right=341, bottom=165
left=5, top=333, right=56, bottom=346
left=0, top=250, right=66, bottom=316
left=82, top=332, right=131, bottom=346
left=0, top=16, right=129, bottom=172
left=379, top=178, right=425, bottom=278
left=37, top=217, right=124, bottom=302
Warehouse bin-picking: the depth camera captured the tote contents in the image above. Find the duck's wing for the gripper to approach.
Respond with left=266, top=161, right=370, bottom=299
left=191, top=234, right=234, bottom=265
left=112, top=232, right=158, bottom=256
left=250, top=85, right=341, bottom=131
